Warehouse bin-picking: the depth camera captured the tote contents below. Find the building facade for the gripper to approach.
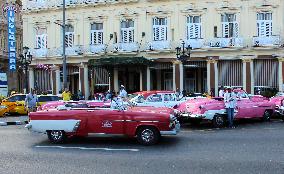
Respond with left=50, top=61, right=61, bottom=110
left=22, top=0, right=284, bottom=98
left=0, top=0, right=23, bottom=93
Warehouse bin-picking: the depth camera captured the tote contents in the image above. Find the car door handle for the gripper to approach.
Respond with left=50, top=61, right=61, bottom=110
left=87, top=110, right=95, bottom=112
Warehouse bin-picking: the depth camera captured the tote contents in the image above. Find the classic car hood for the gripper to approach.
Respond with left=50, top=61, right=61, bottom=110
left=270, top=96, right=284, bottom=106
left=129, top=106, right=173, bottom=115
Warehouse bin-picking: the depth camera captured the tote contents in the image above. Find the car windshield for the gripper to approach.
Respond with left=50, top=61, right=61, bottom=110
left=7, top=95, right=26, bottom=102
left=38, top=96, right=60, bottom=102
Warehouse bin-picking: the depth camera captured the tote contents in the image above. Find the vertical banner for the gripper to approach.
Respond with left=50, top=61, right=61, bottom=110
left=7, top=7, right=16, bottom=72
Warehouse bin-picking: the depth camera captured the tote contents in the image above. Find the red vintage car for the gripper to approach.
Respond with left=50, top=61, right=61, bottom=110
left=26, top=103, right=180, bottom=145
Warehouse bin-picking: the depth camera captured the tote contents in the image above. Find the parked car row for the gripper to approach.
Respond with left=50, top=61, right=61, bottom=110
left=13, top=90, right=284, bottom=145
left=0, top=94, right=60, bottom=116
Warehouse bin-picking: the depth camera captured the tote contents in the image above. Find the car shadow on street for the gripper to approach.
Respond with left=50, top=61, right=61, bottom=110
left=33, top=135, right=181, bottom=150
left=181, top=118, right=283, bottom=131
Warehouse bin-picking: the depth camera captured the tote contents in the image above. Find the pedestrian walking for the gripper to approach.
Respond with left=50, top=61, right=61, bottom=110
left=62, top=88, right=72, bottom=101
left=119, top=85, right=127, bottom=99
left=224, top=87, right=237, bottom=128
left=25, top=89, right=38, bottom=113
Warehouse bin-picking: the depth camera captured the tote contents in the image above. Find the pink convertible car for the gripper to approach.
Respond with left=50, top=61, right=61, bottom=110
left=176, top=90, right=276, bottom=127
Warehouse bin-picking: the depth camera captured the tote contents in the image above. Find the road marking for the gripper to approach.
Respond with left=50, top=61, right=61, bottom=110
left=35, top=145, right=140, bottom=152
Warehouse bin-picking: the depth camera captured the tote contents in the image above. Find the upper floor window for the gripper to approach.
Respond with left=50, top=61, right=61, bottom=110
left=257, top=12, right=272, bottom=37
left=35, top=27, right=47, bottom=49
left=187, top=16, right=201, bottom=39
left=65, top=25, right=74, bottom=47
left=121, top=19, right=134, bottom=43
left=91, top=23, right=103, bottom=45
left=153, top=17, right=168, bottom=41
left=221, top=14, right=239, bottom=38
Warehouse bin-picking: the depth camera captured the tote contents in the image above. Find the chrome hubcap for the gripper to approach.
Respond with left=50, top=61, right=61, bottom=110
left=50, top=131, right=63, bottom=140
left=141, top=129, right=154, bottom=143
left=216, top=116, right=224, bottom=125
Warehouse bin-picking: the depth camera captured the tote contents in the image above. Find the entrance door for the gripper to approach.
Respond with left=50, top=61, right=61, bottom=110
left=164, top=72, right=173, bottom=90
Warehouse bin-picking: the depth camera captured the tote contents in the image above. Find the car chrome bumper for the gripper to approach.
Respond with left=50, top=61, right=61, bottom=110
left=181, top=113, right=205, bottom=118
left=25, top=123, right=32, bottom=129
left=160, top=123, right=181, bottom=135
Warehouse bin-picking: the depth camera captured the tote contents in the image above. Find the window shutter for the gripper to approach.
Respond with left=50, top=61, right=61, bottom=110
left=234, top=22, right=239, bottom=37
left=222, top=22, right=229, bottom=38
left=187, top=23, right=194, bottom=39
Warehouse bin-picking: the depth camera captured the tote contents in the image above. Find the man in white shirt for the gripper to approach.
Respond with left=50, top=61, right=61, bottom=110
left=219, top=86, right=225, bottom=98
left=119, top=85, right=127, bottom=98
left=224, top=87, right=237, bottom=128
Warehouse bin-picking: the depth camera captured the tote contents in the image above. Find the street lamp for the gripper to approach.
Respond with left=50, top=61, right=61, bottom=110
left=176, top=41, right=192, bottom=95
left=19, top=46, right=32, bottom=94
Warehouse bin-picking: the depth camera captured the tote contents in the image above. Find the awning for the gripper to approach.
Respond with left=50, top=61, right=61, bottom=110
left=89, top=57, right=153, bottom=66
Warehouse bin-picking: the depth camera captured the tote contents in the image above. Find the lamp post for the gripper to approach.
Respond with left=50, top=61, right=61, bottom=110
left=176, top=41, right=192, bottom=95
left=19, top=46, right=33, bottom=94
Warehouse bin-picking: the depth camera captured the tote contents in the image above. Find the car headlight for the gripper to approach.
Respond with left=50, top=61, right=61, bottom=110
left=0, top=105, right=7, bottom=109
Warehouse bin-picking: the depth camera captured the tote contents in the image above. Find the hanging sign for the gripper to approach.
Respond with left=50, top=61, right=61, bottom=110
left=2, top=4, right=19, bottom=72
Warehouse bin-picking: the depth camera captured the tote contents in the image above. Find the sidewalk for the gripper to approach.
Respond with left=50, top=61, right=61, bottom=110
left=0, top=116, right=29, bottom=126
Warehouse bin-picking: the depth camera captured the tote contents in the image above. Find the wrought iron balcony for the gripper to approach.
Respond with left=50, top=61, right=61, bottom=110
left=88, top=44, right=106, bottom=54
left=24, top=0, right=138, bottom=10
left=207, top=37, right=243, bottom=48
left=49, top=46, right=84, bottom=57
left=31, top=48, right=48, bottom=58
left=113, top=42, right=139, bottom=52
left=146, top=41, right=171, bottom=51
left=185, top=39, right=205, bottom=49
left=252, top=35, right=280, bottom=47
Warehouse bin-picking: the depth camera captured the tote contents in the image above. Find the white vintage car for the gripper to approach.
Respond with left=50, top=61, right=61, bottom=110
left=130, top=91, right=185, bottom=108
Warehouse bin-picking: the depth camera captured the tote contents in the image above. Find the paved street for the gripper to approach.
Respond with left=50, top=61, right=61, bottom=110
left=0, top=117, right=283, bottom=174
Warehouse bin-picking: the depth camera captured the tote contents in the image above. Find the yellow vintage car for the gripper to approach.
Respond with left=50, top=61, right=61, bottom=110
left=0, top=94, right=60, bottom=117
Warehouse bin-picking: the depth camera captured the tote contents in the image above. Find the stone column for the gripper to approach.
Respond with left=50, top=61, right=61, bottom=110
left=278, top=58, right=284, bottom=92
left=241, top=56, right=256, bottom=94
left=146, top=66, right=151, bottom=90
left=113, top=68, right=119, bottom=93
left=28, top=67, right=34, bottom=91
left=207, top=58, right=218, bottom=96
left=250, top=60, right=254, bottom=94
left=55, top=68, right=61, bottom=94
left=139, top=69, right=143, bottom=91
left=214, top=61, right=218, bottom=97
left=242, top=60, right=247, bottom=91
left=172, top=62, right=176, bottom=91
left=206, top=61, right=211, bottom=94
left=179, top=63, right=184, bottom=92
left=84, top=64, right=90, bottom=99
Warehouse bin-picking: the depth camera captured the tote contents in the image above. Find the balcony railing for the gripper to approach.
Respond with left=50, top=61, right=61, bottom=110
left=252, top=35, right=280, bottom=47
left=113, top=42, right=139, bottom=52
left=185, top=39, right=205, bottom=49
left=88, top=44, right=106, bottom=54
left=207, top=37, right=243, bottom=48
left=24, top=0, right=137, bottom=10
left=49, top=46, right=84, bottom=57
left=147, top=41, right=171, bottom=51
left=32, top=48, right=48, bottom=58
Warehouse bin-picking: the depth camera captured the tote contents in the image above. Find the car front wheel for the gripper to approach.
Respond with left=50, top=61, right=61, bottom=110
left=212, top=114, right=225, bottom=128
left=262, top=110, right=271, bottom=122
left=47, top=130, right=67, bottom=144
left=136, top=127, right=160, bottom=145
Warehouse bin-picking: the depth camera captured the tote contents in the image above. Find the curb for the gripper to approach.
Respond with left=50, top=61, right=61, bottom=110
left=0, top=121, right=28, bottom=126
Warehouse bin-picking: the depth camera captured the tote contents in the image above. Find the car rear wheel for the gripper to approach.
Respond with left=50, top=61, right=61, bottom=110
left=262, top=110, right=271, bottom=122
left=212, top=114, right=225, bottom=128
left=136, top=127, right=160, bottom=146
left=47, top=130, right=66, bottom=144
